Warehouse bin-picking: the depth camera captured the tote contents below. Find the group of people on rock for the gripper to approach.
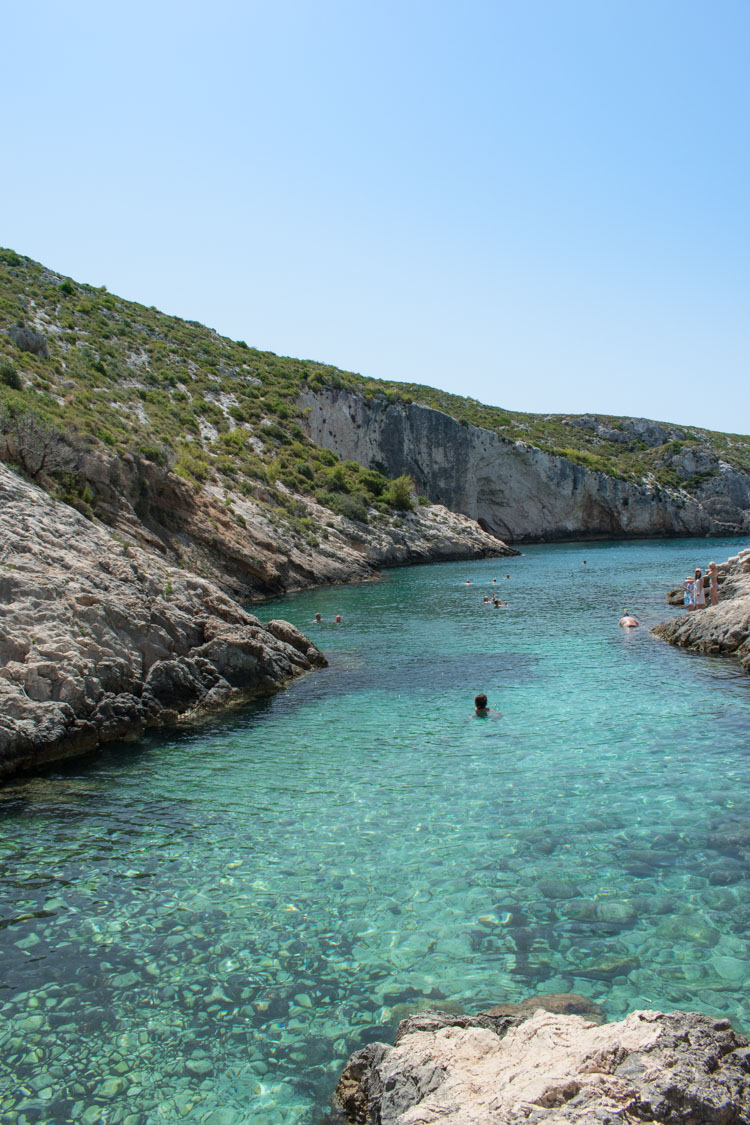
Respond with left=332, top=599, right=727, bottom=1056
left=683, top=562, right=719, bottom=610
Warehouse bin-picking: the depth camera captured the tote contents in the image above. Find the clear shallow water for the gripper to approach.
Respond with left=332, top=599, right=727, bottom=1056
left=1, top=536, right=750, bottom=1124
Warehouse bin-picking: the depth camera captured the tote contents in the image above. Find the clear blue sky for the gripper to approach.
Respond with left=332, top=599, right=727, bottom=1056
left=3, top=1, right=749, bottom=434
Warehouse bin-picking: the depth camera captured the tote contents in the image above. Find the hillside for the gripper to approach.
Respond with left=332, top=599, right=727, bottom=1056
left=1, top=247, right=749, bottom=559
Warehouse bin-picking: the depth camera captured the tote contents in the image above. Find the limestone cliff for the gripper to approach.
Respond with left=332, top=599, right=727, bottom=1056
left=300, top=388, right=750, bottom=542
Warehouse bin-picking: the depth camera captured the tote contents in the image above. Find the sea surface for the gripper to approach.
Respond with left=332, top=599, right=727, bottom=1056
left=1, top=537, right=749, bottom=1124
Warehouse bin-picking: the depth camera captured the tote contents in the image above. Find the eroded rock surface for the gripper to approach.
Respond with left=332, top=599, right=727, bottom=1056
left=0, top=463, right=327, bottom=779
left=300, top=388, right=750, bottom=542
left=332, top=1005, right=750, bottom=1124
left=78, top=451, right=516, bottom=601
left=653, top=548, right=750, bottom=673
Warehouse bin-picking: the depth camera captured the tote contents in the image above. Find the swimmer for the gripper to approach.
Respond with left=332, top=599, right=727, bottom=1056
left=334, top=614, right=342, bottom=624
left=492, top=578, right=497, bottom=584
left=483, top=595, right=490, bottom=604
left=505, top=574, right=510, bottom=580
left=465, top=579, right=472, bottom=585
left=313, top=613, right=322, bottom=623
left=474, top=693, right=495, bottom=716
left=619, top=610, right=639, bottom=627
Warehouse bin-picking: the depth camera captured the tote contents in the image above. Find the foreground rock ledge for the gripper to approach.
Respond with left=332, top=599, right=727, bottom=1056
left=0, top=464, right=326, bottom=780
left=332, top=1005, right=750, bottom=1124
left=652, top=548, right=750, bottom=674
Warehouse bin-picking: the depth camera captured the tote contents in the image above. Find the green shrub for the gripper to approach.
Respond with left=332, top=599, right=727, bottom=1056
left=382, top=474, right=414, bottom=511
left=359, top=468, right=386, bottom=497
left=322, top=463, right=349, bottom=493
left=0, top=360, right=22, bottom=390
left=328, top=492, right=369, bottom=522
left=135, top=441, right=175, bottom=468
left=175, top=446, right=211, bottom=482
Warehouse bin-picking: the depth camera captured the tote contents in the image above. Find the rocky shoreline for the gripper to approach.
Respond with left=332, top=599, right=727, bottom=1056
left=78, top=450, right=517, bottom=602
left=332, top=998, right=750, bottom=1123
left=652, top=547, right=750, bottom=673
left=0, top=463, right=331, bottom=780
left=0, top=461, right=513, bottom=781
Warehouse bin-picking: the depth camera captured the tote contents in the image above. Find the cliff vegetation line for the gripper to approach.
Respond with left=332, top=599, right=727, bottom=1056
left=1, top=247, right=748, bottom=541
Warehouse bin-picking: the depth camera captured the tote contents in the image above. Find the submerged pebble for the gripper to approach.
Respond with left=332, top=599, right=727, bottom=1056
left=2, top=543, right=750, bottom=1123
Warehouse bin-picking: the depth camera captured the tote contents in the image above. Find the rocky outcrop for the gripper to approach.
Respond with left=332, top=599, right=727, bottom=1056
left=78, top=451, right=516, bottom=601
left=0, top=462, right=328, bottom=780
left=6, top=324, right=49, bottom=358
left=332, top=1003, right=750, bottom=1124
left=653, top=548, right=750, bottom=673
left=300, top=388, right=750, bottom=542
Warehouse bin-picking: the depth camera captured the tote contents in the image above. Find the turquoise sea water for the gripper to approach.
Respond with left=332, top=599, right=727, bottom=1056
left=1, top=537, right=750, bottom=1124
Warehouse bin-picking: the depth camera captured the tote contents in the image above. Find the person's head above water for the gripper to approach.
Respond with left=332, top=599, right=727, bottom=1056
left=314, top=613, right=322, bottom=622
left=475, top=693, right=489, bottom=713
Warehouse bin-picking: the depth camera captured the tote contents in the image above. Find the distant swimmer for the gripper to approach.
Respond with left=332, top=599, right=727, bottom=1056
left=483, top=595, right=490, bottom=604
left=619, top=611, right=639, bottom=627
left=313, top=613, right=322, bottom=623
left=334, top=614, right=342, bottom=624
left=474, top=693, right=496, bottom=717
left=465, top=579, right=472, bottom=585
left=505, top=574, right=510, bottom=580
left=492, top=578, right=497, bottom=584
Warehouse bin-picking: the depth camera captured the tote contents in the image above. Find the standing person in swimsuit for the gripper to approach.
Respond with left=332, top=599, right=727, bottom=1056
left=693, top=567, right=706, bottom=609
left=683, top=577, right=694, bottom=610
left=707, top=561, right=719, bottom=606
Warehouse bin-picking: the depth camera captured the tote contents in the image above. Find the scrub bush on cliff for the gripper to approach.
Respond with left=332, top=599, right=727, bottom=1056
left=382, top=474, right=415, bottom=511
left=0, top=405, right=81, bottom=481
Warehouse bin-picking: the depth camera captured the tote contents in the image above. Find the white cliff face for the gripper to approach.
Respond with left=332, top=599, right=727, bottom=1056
left=299, top=389, right=750, bottom=542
